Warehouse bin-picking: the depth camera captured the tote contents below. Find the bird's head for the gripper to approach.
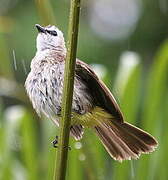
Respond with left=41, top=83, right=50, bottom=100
left=35, top=24, right=66, bottom=53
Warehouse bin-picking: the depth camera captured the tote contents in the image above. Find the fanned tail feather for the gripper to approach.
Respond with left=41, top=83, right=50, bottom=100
left=95, top=121, right=158, bottom=162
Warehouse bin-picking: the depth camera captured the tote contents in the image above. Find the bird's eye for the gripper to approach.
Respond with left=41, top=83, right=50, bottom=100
left=46, top=30, right=57, bottom=36
left=51, top=30, right=57, bottom=36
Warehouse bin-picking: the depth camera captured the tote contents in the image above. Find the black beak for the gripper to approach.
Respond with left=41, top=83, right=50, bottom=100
left=35, top=24, right=46, bottom=33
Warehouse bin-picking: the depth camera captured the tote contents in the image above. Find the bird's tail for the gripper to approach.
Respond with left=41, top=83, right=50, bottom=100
left=95, top=120, right=158, bottom=161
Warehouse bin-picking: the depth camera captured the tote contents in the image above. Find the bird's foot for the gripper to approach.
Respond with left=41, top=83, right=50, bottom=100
left=52, top=136, right=71, bottom=150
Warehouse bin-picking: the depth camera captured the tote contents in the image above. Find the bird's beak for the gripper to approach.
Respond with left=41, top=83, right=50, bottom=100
left=35, top=24, right=46, bottom=33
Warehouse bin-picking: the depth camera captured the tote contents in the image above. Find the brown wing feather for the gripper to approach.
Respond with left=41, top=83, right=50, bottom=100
left=76, top=59, right=124, bottom=122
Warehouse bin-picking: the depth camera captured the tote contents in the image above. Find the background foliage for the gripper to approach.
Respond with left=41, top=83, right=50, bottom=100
left=0, top=0, right=168, bottom=179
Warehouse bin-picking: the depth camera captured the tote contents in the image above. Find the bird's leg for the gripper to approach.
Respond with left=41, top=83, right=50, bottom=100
left=52, top=135, right=71, bottom=150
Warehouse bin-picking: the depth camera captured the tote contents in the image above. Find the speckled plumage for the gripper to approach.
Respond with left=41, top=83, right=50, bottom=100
left=25, top=49, right=93, bottom=124
left=25, top=24, right=158, bottom=161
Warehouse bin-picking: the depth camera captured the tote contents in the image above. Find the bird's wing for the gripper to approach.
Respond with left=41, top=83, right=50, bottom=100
left=75, top=59, right=124, bottom=123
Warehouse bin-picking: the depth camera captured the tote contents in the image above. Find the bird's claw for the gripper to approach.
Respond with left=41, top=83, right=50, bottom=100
left=52, top=135, right=58, bottom=148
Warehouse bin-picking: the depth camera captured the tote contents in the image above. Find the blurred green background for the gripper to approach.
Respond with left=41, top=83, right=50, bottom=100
left=0, top=0, right=168, bottom=179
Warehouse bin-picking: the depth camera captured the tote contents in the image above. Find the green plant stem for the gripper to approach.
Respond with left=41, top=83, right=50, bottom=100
left=54, top=0, right=81, bottom=180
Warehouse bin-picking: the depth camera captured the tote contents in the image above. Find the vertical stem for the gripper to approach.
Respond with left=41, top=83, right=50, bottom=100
left=54, top=0, right=81, bottom=180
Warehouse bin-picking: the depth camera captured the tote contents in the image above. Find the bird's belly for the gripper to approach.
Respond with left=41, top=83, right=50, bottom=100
left=25, top=69, right=63, bottom=120
left=25, top=67, right=93, bottom=125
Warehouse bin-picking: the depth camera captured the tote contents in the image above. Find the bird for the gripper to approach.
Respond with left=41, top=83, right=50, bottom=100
left=25, top=24, right=158, bottom=162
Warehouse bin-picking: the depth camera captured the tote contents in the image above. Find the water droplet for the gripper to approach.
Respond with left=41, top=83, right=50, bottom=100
left=79, top=153, right=86, bottom=161
left=74, top=141, right=82, bottom=149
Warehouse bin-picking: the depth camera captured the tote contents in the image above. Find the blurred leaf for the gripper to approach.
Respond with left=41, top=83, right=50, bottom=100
left=136, top=40, right=168, bottom=180
left=0, top=33, right=14, bottom=79
left=21, top=110, right=39, bottom=180
left=0, top=105, right=25, bottom=180
left=120, top=64, right=141, bottom=124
